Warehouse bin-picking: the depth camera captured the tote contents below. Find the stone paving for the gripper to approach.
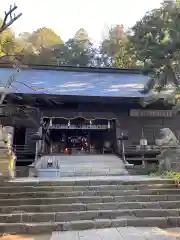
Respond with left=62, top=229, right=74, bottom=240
left=21, top=235, right=51, bottom=240
left=24, top=227, right=180, bottom=239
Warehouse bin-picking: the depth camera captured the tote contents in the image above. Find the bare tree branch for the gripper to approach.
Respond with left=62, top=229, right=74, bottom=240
left=0, top=4, right=22, bottom=33
left=0, top=54, right=28, bottom=104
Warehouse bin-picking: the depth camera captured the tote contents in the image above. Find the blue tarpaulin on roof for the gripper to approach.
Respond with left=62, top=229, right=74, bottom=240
left=0, top=68, right=149, bottom=97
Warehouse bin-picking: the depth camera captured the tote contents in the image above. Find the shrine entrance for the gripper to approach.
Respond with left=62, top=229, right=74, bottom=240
left=43, top=117, right=117, bottom=155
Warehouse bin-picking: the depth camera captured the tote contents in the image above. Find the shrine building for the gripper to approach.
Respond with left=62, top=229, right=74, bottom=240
left=0, top=64, right=177, bottom=170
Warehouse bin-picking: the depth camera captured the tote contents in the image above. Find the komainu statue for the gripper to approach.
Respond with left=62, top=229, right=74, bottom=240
left=155, top=128, right=180, bottom=171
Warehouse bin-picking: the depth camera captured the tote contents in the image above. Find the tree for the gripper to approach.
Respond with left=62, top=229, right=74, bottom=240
left=54, top=38, right=96, bottom=67
left=0, top=25, right=16, bottom=56
left=73, top=28, right=90, bottom=51
left=0, top=3, right=23, bottom=72
left=99, top=24, right=136, bottom=67
left=0, top=15, right=22, bottom=58
left=74, top=28, right=89, bottom=42
left=0, top=4, right=22, bottom=33
left=32, top=47, right=57, bottom=65
left=102, top=24, right=126, bottom=57
left=12, top=28, right=64, bottom=65
left=27, top=27, right=63, bottom=52
left=129, top=1, right=180, bottom=108
left=14, top=32, right=39, bottom=63
left=114, top=40, right=139, bottom=68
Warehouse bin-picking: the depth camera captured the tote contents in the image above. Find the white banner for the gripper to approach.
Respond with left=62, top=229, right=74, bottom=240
left=50, top=124, right=109, bottom=130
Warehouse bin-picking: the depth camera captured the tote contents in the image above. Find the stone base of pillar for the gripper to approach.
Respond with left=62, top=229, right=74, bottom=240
left=28, top=164, right=37, bottom=177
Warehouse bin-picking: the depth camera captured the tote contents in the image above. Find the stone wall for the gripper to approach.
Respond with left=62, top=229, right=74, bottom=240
left=115, top=111, right=180, bottom=147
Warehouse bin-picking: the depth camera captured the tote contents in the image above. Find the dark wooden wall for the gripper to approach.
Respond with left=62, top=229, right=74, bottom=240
left=41, top=106, right=180, bottom=148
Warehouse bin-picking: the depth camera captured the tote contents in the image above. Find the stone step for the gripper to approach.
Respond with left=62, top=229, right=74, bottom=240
left=0, top=184, right=175, bottom=193
left=36, top=155, right=128, bottom=176
left=0, top=162, right=10, bottom=168
left=48, top=158, right=122, bottom=161
left=47, top=161, right=123, bottom=164
left=1, top=200, right=180, bottom=213
left=0, top=178, right=178, bottom=234
left=37, top=155, right=122, bottom=162
left=3, top=179, right=174, bottom=186
left=0, top=194, right=179, bottom=206
left=0, top=188, right=179, bottom=199
left=0, top=153, right=10, bottom=158
left=0, top=216, right=180, bottom=234
left=48, top=165, right=125, bottom=168
left=52, top=162, right=124, bottom=165
left=50, top=166, right=124, bottom=169
left=1, top=209, right=180, bottom=223
left=2, top=194, right=180, bottom=206
left=36, top=171, right=128, bottom=178
left=38, top=165, right=125, bottom=169
left=53, top=163, right=125, bottom=167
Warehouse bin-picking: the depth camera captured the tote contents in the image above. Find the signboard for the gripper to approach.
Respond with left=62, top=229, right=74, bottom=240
left=50, top=124, right=109, bottom=130
left=140, top=138, right=147, bottom=146
left=130, top=109, right=173, bottom=118
left=0, top=106, right=13, bottom=116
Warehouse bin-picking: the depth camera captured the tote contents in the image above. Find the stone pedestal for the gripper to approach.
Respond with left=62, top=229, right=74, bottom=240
left=157, top=147, right=180, bottom=172
left=156, top=128, right=180, bottom=172
left=0, top=126, right=6, bottom=149
left=29, top=164, right=37, bottom=177
left=0, top=125, right=15, bottom=180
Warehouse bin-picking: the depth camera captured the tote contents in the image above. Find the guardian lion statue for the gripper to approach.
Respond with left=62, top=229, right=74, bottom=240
left=156, top=128, right=180, bottom=171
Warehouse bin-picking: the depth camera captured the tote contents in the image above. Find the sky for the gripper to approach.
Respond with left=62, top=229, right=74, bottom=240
left=0, top=0, right=162, bottom=43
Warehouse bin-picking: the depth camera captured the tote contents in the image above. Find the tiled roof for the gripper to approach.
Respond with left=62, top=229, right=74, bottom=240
left=0, top=67, right=149, bottom=98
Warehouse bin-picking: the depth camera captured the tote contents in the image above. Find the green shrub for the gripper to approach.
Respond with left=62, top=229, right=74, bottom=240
left=150, top=171, right=180, bottom=181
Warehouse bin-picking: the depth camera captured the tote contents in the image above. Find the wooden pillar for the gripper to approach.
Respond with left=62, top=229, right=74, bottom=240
left=88, top=131, right=90, bottom=153
left=35, top=141, right=38, bottom=163
left=115, top=121, right=121, bottom=154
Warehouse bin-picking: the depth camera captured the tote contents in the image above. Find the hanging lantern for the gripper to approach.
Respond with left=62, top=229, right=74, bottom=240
left=40, top=118, right=44, bottom=126
left=68, top=120, right=70, bottom=127
left=108, top=120, right=110, bottom=129
left=50, top=118, right=52, bottom=127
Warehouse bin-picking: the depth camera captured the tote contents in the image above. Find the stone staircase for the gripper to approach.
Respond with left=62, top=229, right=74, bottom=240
left=34, top=154, right=128, bottom=177
left=0, top=178, right=179, bottom=234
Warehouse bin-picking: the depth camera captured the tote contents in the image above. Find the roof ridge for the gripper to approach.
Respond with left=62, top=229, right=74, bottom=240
left=0, top=63, right=144, bottom=74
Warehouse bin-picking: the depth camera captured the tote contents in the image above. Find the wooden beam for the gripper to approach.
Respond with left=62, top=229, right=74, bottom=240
left=42, top=96, right=56, bottom=107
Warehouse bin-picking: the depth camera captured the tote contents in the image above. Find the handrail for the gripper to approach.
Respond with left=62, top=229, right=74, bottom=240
left=13, top=144, right=174, bottom=159
left=126, top=144, right=160, bottom=149
left=124, top=145, right=160, bottom=152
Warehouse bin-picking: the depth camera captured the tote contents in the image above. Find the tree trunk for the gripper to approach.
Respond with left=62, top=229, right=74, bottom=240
left=163, top=64, right=178, bottom=87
